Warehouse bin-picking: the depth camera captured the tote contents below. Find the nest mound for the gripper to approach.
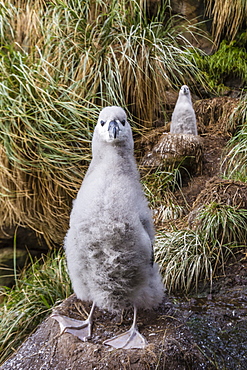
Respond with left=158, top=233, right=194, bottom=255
left=192, top=177, right=247, bottom=210
left=141, top=133, right=203, bottom=175
left=194, top=97, right=239, bottom=135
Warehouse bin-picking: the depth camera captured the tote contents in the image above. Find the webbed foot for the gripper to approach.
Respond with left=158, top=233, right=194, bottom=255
left=51, top=313, right=93, bottom=341
left=104, top=326, right=147, bottom=349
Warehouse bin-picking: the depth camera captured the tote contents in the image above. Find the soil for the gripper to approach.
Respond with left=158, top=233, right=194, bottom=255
left=174, top=133, right=228, bottom=208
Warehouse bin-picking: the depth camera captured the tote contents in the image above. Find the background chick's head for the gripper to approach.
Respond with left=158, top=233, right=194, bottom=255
left=180, top=85, right=190, bottom=95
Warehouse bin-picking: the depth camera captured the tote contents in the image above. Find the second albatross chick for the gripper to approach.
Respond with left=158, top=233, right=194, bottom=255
left=170, top=85, right=197, bottom=135
left=52, top=106, right=164, bottom=349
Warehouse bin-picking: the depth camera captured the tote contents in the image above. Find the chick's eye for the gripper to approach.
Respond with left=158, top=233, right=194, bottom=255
left=121, top=120, right=126, bottom=126
left=100, top=120, right=105, bottom=126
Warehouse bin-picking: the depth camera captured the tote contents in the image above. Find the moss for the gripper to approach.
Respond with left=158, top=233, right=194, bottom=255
left=193, top=34, right=247, bottom=94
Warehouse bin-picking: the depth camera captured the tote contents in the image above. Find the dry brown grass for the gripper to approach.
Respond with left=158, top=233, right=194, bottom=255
left=205, top=0, right=247, bottom=47
left=194, top=97, right=240, bottom=136
left=0, top=146, right=72, bottom=246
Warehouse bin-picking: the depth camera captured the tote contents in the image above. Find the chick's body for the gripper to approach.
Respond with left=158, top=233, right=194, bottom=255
left=64, top=107, right=163, bottom=313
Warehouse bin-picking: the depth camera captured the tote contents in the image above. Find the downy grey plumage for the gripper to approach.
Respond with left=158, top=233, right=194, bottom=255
left=170, top=85, right=198, bottom=135
left=52, top=106, right=164, bottom=349
left=65, top=106, right=164, bottom=312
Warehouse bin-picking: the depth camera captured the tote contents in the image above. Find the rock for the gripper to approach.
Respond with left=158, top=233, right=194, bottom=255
left=0, top=226, right=48, bottom=287
left=0, top=226, right=49, bottom=287
left=0, top=295, right=210, bottom=370
left=0, top=226, right=48, bottom=252
left=170, top=0, right=213, bottom=53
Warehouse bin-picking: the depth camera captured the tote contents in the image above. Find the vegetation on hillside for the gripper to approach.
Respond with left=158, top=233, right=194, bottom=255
left=0, top=0, right=205, bottom=124
left=222, top=93, right=247, bottom=181
left=0, top=251, right=71, bottom=365
left=155, top=197, right=247, bottom=293
left=192, top=34, right=247, bottom=94
left=0, top=0, right=207, bottom=245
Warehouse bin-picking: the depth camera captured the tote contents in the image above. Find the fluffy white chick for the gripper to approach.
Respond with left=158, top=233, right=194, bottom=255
left=52, top=106, right=164, bottom=349
left=170, top=85, right=198, bottom=135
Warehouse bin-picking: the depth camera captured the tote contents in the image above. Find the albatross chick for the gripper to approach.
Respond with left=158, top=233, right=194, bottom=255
left=52, top=106, right=164, bottom=349
left=170, top=85, right=198, bottom=135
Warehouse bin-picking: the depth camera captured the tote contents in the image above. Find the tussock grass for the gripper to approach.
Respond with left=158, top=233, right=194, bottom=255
left=0, top=51, right=98, bottom=244
left=142, top=167, right=179, bottom=204
left=156, top=202, right=247, bottom=293
left=198, top=202, right=247, bottom=247
left=46, top=0, right=206, bottom=124
left=221, top=94, right=247, bottom=182
left=205, top=0, right=247, bottom=47
left=155, top=230, right=240, bottom=294
left=155, top=230, right=214, bottom=293
left=142, top=166, right=185, bottom=227
left=0, top=250, right=71, bottom=365
left=0, top=0, right=207, bottom=244
left=1, top=0, right=206, bottom=125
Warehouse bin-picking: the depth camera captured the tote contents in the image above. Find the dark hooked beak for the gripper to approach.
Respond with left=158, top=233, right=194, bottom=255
left=108, top=120, right=120, bottom=139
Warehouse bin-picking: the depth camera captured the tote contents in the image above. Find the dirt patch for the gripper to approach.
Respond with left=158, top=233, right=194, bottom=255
left=174, top=251, right=247, bottom=370
left=191, top=177, right=247, bottom=209
left=1, top=295, right=211, bottom=370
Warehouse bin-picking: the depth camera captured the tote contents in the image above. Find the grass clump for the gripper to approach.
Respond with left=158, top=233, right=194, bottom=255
left=141, top=166, right=185, bottom=227
left=0, top=250, right=71, bottom=365
left=221, top=94, right=247, bottom=182
left=155, top=202, right=247, bottom=293
left=142, top=167, right=179, bottom=205
left=0, top=51, right=97, bottom=244
left=205, top=0, right=247, bottom=47
left=41, top=0, right=206, bottom=125
left=155, top=230, right=214, bottom=293
left=1, top=0, right=206, bottom=125
left=198, top=202, right=247, bottom=246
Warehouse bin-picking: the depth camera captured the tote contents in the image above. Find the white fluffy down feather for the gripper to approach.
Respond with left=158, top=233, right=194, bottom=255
left=170, top=85, right=198, bottom=135
left=64, top=106, right=164, bottom=313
